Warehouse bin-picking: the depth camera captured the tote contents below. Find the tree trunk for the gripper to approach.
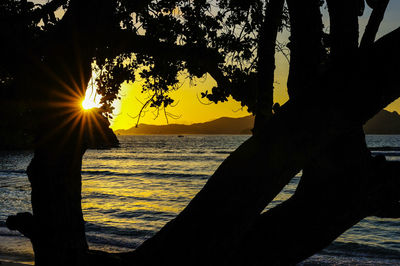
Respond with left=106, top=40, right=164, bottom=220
left=253, top=0, right=285, bottom=132
left=27, top=35, right=93, bottom=265
left=326, top=0, right=360, bottom=64
left=230, top=128, right=377, bottom=265
left=6, top=0, right=117, bottom=264
left=286, top=0, right=324, bottom=100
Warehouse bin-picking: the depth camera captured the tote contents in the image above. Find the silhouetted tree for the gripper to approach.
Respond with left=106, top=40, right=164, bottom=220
left=3, top=0, right=400, bottom=265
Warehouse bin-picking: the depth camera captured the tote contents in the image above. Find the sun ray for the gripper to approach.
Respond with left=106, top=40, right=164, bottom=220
left=81, top=73, right=101, bottom=110
left=37, top=110, right=83, bottom=148
left=36, top=60, right=110, bottom=152
left=90, top=112, right=109, bottom=142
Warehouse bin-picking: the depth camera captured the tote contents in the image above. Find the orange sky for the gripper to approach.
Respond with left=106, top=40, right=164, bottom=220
left=35, top=0, right=400, bottom=130
left=109, top=76, right=253, bottom=130
left=81, top=3, right=400, bottom=130
left=107, top=44, right=291, bottom=130
left=107, top=41, right=400, bottom=130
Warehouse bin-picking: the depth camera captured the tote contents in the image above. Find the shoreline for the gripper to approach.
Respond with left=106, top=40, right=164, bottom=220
left=0, top=261, right=33, bottom=266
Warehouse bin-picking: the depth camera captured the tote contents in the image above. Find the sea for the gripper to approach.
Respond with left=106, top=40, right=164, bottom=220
left=1, top=135, right=400, bottom=265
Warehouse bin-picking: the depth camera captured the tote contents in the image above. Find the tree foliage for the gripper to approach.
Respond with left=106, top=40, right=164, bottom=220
left=1, top=0, right=289, bottom=121
left=95, top=0, right=274, bottom=117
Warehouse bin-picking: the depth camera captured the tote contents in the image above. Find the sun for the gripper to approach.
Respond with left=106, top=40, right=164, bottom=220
left=82, top=77, right=101, bottom=110
left=82, top=97, right=100, bottom=110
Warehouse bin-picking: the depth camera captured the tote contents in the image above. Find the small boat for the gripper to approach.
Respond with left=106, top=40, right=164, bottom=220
left=177, top=135, right=184, bottom=138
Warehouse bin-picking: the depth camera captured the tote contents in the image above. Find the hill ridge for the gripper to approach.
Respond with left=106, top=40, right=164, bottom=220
left=115, top=110, right=400, bottom=135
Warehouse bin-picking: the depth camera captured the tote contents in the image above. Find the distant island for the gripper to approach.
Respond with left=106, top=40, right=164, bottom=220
left=115, top=116, right=254, bottom=135
left=364, top=109, right=400, bottom=134
left=115, top=110, right=400, bottom=135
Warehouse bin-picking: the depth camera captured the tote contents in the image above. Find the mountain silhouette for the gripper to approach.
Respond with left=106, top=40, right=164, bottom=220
left=364, top=109, right=400, bottom=134
left=115, top=116, right=254, bottom=135
left=115, top=110, right=400, bottom=135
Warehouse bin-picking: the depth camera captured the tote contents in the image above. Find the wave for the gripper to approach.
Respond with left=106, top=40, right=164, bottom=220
left=85, top=222, right=154, bottom=238
left=82, top=170, right=133, bottom=177
left=0, top=225, right=23, bottom=237
left=0, top=169, right=26, bottom=175
left=369, top=146, right=400, bottom=151
left=82, top=170, right=208, bottom=179
left=91, top=156, right=133, bottom=160
left=86, top=233, right=143, bottom=250
left=214, top=151, right=232, bottom=154
left=322, top=241, right=400, bottom=260
left=104, top=155, right=224, bottom=162
left=371, top=151, right=400, bottom=157
left=85, top=152, right=230, bottom=161
left=84, top=192, right=161, bottom=202
left=111, top=210, right=175, bottom=220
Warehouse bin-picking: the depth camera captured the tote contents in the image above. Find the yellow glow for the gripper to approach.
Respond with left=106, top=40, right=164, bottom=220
left=82, top=76, right=101, bottom=110
left=110, top=75, right=253, bottom=130
left=109, top=65, right=291, bottom=130
left=40, top=62, right=110, bottom=154
left=107, top=48, right=293, bottom=130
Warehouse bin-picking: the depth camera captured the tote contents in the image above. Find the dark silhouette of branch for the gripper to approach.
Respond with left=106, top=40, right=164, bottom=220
left=287, top=0, right=325, bottom=99
left=112, top=30, right=224, bottom=77
left=108, top=29, right=234, bottom=96
left=136, top=98, right=153, bottom=127
left=276, top=41, right=290, bottom=64
left=326, top=0, right=360, bottom=64
left=196, top=93, right=213, bottom=105
left=360, top=0, right=390, bottom=48
left=253, top=0, right=285, bottom=133
left=0, top=0, right=68, bottom=25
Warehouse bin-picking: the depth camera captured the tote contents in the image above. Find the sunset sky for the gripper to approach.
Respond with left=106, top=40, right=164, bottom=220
left=76, top=2, right=400, bottom=130
left=108, top=2, right=400, bottom=130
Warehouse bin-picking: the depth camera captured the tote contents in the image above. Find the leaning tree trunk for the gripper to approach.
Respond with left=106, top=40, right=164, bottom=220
left=229, top=128, right=400, bottom=265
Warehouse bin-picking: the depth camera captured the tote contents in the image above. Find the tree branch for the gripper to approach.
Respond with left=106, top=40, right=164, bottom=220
left=253, top=0, right=285, bottom=132
left=112, top=30, right=224, bottom=74
left=231, top=133, right=400, bottom=265
left=110, top=29, right=233, bottom=97
left=326, top=0, right=360, bottom=63
left=31, top=0, right=68, bottom=24
left=286, top=0, right=324, bottom=100
left=360, top=0, right=390, bottom=48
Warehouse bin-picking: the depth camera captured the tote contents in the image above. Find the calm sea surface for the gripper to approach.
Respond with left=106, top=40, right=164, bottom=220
left=1, top=135, right=400, bottom=265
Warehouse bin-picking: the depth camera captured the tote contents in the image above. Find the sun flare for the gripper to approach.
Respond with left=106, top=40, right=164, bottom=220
left=82, top=97, right=100, bottom=110
left=82, top=76, right=101, bottom=110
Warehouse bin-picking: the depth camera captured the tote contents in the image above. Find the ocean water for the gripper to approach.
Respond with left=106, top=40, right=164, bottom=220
left=1, top=135, right=400, bottom=265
